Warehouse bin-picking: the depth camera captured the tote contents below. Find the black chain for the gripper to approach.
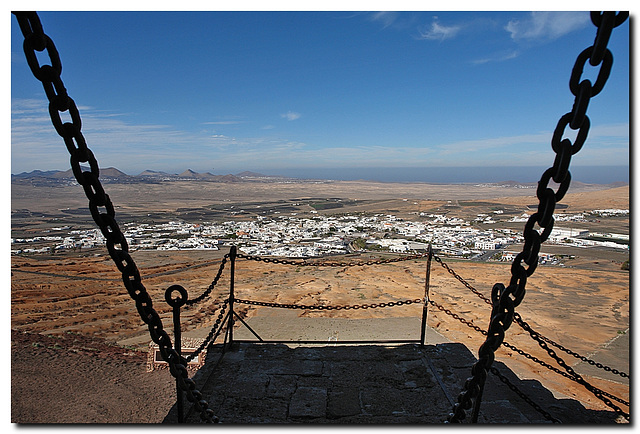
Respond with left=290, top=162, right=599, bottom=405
left=430, top=299, right=629, bottom=408
left=186, top=299, right=229, bottom=362
left=236, top=252, right=428, bottom=267
left=433, top=254, right=492, bottom=305
left=488, top=366, right=561, bottom=423
left=516, top=315, right=629, bottom=420
left=186, top=254, right=229, bottom=306
left=447, top=12, right=628, bottom=423
left=434, top=254, right=629, bottom=379
left=514, top=313, right=629, bottom=379
left=427, top=299, right=559, bottom=422
left=12, top=11, right=217, bottom=423
left=235, top=297, right=423, bottom=311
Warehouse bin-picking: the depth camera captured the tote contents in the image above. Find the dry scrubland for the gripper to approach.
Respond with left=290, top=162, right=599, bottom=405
left=11, top=181, right=629, bottom=422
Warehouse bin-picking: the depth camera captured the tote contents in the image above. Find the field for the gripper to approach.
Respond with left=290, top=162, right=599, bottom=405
left=10, top=179, right=630, bottom=422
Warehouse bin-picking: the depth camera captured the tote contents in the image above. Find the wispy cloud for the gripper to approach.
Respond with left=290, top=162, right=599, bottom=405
left=281, top=111, right=301, bottom=121
left=471, top=50, right=520, bottom=65
left=418, top=18, right=461, bottom=41
left=506, top=12, right=590, bottom=41
left=12, top=97, right=627, bottom=174
left=369, top=12, right=398, bottom=29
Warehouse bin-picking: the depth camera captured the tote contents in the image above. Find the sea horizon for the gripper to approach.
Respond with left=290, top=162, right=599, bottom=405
left=12, top=165, right=630, bottom=186
left=267, top=165, right=630, bottom=185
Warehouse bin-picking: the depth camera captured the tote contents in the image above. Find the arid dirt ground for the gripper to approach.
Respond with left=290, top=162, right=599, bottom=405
left=10, top=181, right=629, bottom=423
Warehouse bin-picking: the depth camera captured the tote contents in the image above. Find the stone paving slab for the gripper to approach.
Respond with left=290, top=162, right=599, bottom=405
left=164, top=340, right=622, bottom=424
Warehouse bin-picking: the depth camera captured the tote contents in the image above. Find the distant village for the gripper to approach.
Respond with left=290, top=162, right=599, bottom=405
left=11, top=208, right=629, bottom=265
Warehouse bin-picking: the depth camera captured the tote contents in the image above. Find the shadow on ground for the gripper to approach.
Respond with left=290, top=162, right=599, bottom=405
left=163, top=342, right=620, bottom=424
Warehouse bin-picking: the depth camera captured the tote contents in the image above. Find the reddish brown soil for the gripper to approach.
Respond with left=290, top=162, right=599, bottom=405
left=11, top=329, right=175, bottom=423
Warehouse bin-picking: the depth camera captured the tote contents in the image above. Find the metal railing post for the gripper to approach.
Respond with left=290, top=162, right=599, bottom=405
left=165, top=285, right=188, bottom=423
left=420, top=244, right=432, bottom=347
left=228, top=245, right=237, bottom=348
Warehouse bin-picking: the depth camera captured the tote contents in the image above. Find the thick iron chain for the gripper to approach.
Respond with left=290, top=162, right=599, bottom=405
left=237, top=252, right=428, bottom=267
left=235, top=297, right=423, bottom=311
left=12, top=11, right=217, bottom=423
left=447, top=12, right=628, bottom=423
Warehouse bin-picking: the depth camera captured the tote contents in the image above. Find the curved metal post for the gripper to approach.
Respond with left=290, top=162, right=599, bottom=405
left=165, top=284, right=189, bottom=423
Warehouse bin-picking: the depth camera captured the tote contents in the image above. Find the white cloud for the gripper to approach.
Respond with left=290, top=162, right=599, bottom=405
left=506, top=12, right=590, bottom=41
left=281, top=111, right=301, bottom=121
left=12, top=95, right=627, bottom=174
left=418, top=19, right=461, bottom=41
left=471, top=50, right=519, bottom=65
left=369, top=12, right=398, bottom=29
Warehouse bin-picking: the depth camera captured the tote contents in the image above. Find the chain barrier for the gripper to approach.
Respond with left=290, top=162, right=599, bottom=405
left=487, top=366, right=561, bottom=423
left=235, top=297, right=423, bottom=311
left=499, top=341, right=629, bottom=407
left=429, top=298, right=629, bottom=411
left=236, top=252, right=428, bottom=267
left=12, top=11, right=217, bottom=423
left=433, top=254, right=629, bottom=380
left=514, top=313, right=629, bottom=379
left=516, top=314, right=629, bottom=420
left=185, top=299, right=230, bottom=362
left=186, top=254, right=230, bottom=306
left=426, top=299, right=559, bottom=422
left=432, top=254, right=492, bottom=305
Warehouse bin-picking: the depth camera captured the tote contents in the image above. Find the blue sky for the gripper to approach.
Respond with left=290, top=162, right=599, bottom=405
left=10, top=10, right=630, bottom=176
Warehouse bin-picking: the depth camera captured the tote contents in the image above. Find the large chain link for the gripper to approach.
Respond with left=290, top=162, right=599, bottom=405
left=12, top=11, right=217, bottom=423
left=447, top=13, right=628, bottom=423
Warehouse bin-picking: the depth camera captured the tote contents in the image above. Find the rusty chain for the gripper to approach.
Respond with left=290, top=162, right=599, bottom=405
left=434, top=254, right=629, bottom=379
left=235, top=297, right=423, bottom=311
left=447, top=12, right=628, bottom=422
left=12, top=11, right=217, bottom=423
left=236, top=252, right=428, bottom=267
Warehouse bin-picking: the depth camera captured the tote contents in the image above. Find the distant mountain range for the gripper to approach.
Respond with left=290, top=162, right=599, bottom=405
left=11, top=167, right=630, bottom=188
left=11, top=168, right=287, bottom=184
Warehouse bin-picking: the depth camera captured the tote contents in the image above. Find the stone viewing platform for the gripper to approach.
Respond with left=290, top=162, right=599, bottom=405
left=162, top=315, right=622, bottom=424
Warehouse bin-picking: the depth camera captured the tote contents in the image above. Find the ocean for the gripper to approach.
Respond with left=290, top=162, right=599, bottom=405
left=270, top=166, right=629, bottom=185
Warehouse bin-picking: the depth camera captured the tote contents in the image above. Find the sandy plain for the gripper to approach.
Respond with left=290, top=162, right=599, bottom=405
left=10, top=180, right=630, bottom=422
